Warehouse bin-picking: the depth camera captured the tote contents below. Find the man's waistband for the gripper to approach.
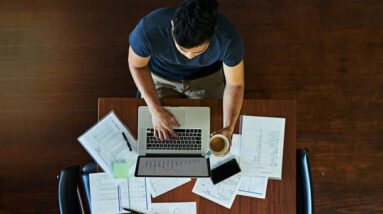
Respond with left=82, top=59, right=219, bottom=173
left=149, top=61, right=222, bottom=81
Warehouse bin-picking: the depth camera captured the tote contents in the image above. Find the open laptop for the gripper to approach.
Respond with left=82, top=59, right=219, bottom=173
left=135, top=106, right=211, bottom=177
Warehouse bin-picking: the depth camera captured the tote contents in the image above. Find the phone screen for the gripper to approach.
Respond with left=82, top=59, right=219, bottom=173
left=211, top=158, right=241, bottom=184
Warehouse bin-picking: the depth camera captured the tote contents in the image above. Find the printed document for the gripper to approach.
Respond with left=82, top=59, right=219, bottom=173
left=192, top=175, right=241, bottom=209
left=89, top=172, right=151, bottom=214
left=78, top=111, right=138, bottom=180
left=149, top=177, right=191, bottom=198
left=237, top=176, right=268, bottom=199
left=149, top=202, right=196, bottom=214
left=240, top=116, right=285, bottom=179
left=192, top=134, right=241, bottom=208
left=210, top=134, right=269, bottom=199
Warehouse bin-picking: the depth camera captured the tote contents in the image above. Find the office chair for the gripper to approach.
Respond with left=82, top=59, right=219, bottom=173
left=297, top=149, right=314, bottom=214
left=80, top=162, right=98, bottom=213
left=58, top=162, right=97, bottom=214
left=57, top=166, right=83, bottom=214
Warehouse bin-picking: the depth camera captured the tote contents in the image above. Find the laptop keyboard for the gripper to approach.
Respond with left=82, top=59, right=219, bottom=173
left=146, top=128, right=202, bottom=150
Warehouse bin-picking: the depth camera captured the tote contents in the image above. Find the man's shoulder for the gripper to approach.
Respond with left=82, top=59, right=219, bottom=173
left=139, top=8, right=174, bottom=44
left=143, top=7, right=175, bottom=26
left=215, top=13, right=240, bottom=40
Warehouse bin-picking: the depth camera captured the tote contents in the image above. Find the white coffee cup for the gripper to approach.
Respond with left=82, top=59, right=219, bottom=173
left=209, top=134, right=230, bottom=156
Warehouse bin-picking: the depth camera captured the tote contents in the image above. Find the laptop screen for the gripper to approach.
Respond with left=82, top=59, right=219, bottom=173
left=135, top=156, right=210, bottom=177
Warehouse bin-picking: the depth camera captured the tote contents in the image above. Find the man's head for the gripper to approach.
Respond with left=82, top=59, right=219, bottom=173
left=172, top=0, right=218, bottom=58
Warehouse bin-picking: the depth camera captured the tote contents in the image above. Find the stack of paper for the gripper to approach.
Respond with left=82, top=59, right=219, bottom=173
left=89, top=172, right=151, bottom=214
left=90, top=173, right=198, bottom=214
left=192, top=134, right=269, bottom=209
left=84, top=112, right=285, bottom=211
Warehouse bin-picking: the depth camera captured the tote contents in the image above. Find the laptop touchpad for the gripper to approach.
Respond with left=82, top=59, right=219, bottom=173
left=169, top=109, right=185, bottom=126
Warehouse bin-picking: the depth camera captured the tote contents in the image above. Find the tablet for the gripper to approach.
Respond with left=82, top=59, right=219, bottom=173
left=135, top=156, right=210, bottom=177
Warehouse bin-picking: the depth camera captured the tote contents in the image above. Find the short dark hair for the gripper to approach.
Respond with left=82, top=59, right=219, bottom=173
left=172, top=0, right=218, bottom=48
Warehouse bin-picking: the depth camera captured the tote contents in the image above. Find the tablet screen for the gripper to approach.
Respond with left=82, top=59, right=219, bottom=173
left=135, top=156, right=210, bottom=177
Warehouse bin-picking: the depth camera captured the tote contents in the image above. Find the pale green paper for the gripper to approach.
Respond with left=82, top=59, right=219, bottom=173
left=112, top=162, right=129, bottom=179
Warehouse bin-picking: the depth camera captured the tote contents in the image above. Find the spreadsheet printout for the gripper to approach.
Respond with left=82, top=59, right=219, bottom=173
left=240, top=116, right=285, bottom=179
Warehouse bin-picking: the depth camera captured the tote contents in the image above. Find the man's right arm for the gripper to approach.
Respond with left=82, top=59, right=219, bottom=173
left=128, top=46, right=161, bottom=112
left=128, top=46, right=179, bottom=140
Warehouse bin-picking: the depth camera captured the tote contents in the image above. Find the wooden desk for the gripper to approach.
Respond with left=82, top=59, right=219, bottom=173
left=98, top=98, right=296, bottom=213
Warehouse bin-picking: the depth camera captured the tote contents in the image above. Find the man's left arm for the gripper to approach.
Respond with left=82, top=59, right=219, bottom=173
left=213, top=60, right=244, bottom=142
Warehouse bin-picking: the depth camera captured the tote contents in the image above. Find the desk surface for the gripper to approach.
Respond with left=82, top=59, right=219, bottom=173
left=98, top=98, right=296, bottom=213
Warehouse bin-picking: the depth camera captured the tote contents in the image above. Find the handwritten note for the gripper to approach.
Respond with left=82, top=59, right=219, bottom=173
left=240, top=116, right=285, bottom=179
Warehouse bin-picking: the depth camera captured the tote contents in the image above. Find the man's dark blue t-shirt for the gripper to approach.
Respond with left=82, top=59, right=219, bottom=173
left=129, top=7, right=244, bottom=80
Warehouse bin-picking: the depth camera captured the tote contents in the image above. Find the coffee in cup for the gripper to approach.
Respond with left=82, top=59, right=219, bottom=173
left=209, top=134, right=229, bottom=156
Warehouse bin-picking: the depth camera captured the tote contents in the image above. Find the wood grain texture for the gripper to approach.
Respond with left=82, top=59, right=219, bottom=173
left=0, top=0, right=382, bottom=213
left=98, top=98, right=296, bottom=214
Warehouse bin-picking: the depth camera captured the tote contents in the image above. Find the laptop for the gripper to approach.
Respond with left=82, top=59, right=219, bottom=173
left=135, top=106, right=211, bottom=177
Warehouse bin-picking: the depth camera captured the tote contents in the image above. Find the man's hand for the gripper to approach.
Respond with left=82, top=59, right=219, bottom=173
left=151, top=108, right=181, bottom=140
left=211, top=127, right=233, bottom=155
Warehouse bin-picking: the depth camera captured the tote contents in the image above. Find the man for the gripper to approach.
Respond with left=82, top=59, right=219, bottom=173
left=128, top=0, right=244, bottom=149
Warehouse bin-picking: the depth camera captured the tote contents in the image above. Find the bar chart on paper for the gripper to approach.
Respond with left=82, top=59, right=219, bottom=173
left=240, top=116, right=286, bottom=179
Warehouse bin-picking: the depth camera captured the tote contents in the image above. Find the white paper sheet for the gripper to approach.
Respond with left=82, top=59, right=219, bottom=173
left=89, top=173, right=121, bottom=214
left=210, top=134, right=269, bottom=199
left=192, top=134, right=241, bottom=208
left=78, top=111, right=138, bottom=179
left=149, top=202, right=196, bottom=214
left=240, top=116, right=285, bottom=179
left=149, top=178, right=191, bottom=198
left=192, top=175, right=241, bottom=209
left=89, top=172, right=151, bottom=214
left=238, top=176, right=268, bottom=199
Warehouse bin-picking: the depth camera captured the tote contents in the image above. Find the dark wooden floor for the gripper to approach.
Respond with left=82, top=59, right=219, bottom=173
left=0, top=0, right=382, bottom=213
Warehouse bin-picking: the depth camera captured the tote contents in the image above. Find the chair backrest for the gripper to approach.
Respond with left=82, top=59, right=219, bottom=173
left=297, top=149, right=314, bottom=214
left=80, top=162, right=98, bottom=213
left=58, top=166, right=83, bottom=214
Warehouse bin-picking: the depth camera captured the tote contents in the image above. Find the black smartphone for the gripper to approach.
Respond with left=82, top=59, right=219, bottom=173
left=210, top=158, right=241, bottom=184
